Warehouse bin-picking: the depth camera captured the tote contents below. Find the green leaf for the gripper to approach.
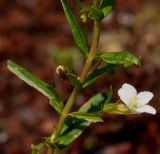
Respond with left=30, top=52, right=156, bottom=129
left=61, top=0, right=88, bottom=56
left=67, top=73, right=82, bottom=87
left=100, top=0, right=114, bottom=17
left=79, top=93, right=108, bottom=113
left=54, top=122, right=88, bottom=149
left=54, top=93, right=107, bottom=149
left=31, top=143, right=45, bottom=154
left=83, top=64, right=115, bottom=87
left=54, top=117, right=89, bottom=149
left=70, top=112, right=103, bottom=122
left=97, top=52, right=141, bottom=67
left=7, top=60, right=63, bottom=113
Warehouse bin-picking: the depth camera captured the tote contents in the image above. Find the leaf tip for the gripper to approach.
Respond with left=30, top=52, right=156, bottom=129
left=7, top=60, right=14, bottom=71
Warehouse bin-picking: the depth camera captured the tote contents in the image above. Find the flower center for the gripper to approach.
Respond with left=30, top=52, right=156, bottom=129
left=129, top=96, right=137, bottom=108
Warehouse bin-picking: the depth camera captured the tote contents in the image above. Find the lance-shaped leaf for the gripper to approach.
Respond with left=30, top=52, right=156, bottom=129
left=79, top=93, right=107, bottom=113
left=54, top=118, right=89, bottom=149
left=83, top=64, right=115, bottom=87
left=97, top=52, right=141, bottom=67
left=61, top=0, right=88, bottom=56
left=100, top=0, right=114, bottom=17
left=7, top=60, right=63, bottom=113
left=54, top=93, right=107, bottom=149
left=70, top=112, right=103, bottom=123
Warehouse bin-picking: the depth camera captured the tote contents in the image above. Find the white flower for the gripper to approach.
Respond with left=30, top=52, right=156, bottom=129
left=118, top=83, right=156, bottom=115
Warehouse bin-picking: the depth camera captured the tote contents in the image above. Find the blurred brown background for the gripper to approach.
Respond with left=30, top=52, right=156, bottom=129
left=0, top=0, right=160, bottom=154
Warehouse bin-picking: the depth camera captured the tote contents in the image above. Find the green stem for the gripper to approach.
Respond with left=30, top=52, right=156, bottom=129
left=55, top=18, right=101, bottom=138
left=49, top=1, right=101, bottom=153
left=54, top=87, right=80, bottom=136
left=80, top=19, right=101, bottom=82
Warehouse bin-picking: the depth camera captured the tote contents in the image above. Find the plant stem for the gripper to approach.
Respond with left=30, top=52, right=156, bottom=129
left=54, top=86, right=80, bottom=136
left=55, top=18, right=101, bottom=138
left=80, top=20, right=101, bottom=82
left=49, top=0, right=101, bottom=153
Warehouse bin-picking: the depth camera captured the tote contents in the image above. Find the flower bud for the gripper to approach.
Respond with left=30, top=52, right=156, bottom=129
left=80, top=14, right=87, bottom=23
left=103, top=102, right=133, bottom=115
left=56, top=65, right=66, bottom=76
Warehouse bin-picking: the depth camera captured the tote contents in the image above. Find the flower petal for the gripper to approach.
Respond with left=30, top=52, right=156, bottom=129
left=137, top=91, right=153, bottom=106
left=136, top=105, right=156, bottom=115
left=118, top=83, right=137, bottom=105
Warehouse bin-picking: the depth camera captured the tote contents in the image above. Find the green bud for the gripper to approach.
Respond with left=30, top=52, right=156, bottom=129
left=103, top=102, right=134, bottom=115
left=80, top=14, right=88, bottom=23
